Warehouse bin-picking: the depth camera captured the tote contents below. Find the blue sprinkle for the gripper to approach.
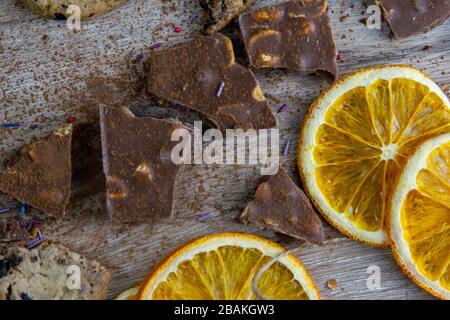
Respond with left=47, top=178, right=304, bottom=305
left=19, top=204, right=28, bottom=214
left=0, top=123, right=24, bottom=128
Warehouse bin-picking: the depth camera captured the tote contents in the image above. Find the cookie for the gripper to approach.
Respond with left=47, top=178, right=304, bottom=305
left=22, top=0, right=127, bottom=20
left=0, top=243, right=110, bottom=300
left=199, top=0, right=256, bottom=34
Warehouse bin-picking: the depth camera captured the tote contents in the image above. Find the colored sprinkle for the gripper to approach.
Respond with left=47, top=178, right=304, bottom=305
left=0, top=123, right=24, bottom=128
left=283, top=139, right=291, bottom=156
left=37, top=229, right=43, bottom=240
left=150, top=43, right=162, bottom=50
left=19, top=203, right=28, bottom=214
left=231, top=215, right=241, bottom=224
left=174, top=26, right=182, bottom=33
left=30, top=124, right=39, bottom=129
left=25, top=237, right=44, bottom=250
left=132, top=53, right=143, bottom=63
left=31, top=227, right=39, bottom=239
left=337, top=53, right=344, bottom=62
left=0, top=207, right=13, bottom=214
left=67, top=116, right=76, bottom=124
left=277, top=103, right=289, bottom=113
left=197, top=212, right=215, bottom=222
left=216, top=81, right=225, bottom=97
left=190, top=15, right=198, bottom=21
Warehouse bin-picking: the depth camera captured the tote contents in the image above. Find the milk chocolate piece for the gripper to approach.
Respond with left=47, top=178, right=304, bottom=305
left=147, top=34, right=277, bottom=130
left=0, top=126, right=73, bottom=218
left=100, top=106, right=186, bottom=223
left=239, top=0, right=338, bottom=81
left=377, top=0, right=450, bottom=38
left=199, top=0, right=256, bottom=34
left=240, top=168, right=324, bottom=245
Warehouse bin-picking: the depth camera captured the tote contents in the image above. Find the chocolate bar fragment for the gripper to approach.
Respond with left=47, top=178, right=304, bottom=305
left=100, top=106, right=186, bottom=223
left=240, top=168, right=324, bottom=245
left=147, top=34, right=277, bottom=130
left=377, top=0, right=450, bottom=38
left=199, top=0, right=256, bottom=34
left=239, top=0, right=338, bottom=81
left=0, top=126, right=73, bottom=218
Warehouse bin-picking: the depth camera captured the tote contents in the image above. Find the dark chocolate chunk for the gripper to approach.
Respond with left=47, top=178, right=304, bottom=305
left=100, top=106, right=187, bottom=223
left=0, top=126, right=73, bottom=218
left=199, top=0, right=256, bottom=34
left=240, top=168, right=324, bottom=245
left=239, top=0, right=338, bottom=81
left=377, top=0, right=450, bottom=38
left=147, top=34, right=277, bottom=130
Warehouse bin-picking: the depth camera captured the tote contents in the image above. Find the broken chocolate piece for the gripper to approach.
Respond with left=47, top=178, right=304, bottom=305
left=199, top=0, right=256, bottom=34
left=377, top=0, right=450, bottom=38
left=0, top=126, right=73, bottom=218
left=240, top=168, right=324, bottom=245
left=147, top=34, right=277, bottom=130
left=100, top=106, right=186, bottom=223
left=239, top=0, right=338, bottom=81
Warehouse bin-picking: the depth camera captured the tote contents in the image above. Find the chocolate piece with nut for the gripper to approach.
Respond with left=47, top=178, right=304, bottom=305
left=240, top=168, right=324, bottom=245
left=147, top=34, right=277, bottom=130
left=200, top=0, right=256, bottom=34
left=377, top=0, right=450, bottom=38
left=100, top=106, right=186, bottom=223
left=0, top=126, right=73, bottom=218
left=239, top=0, right=338, bottom=81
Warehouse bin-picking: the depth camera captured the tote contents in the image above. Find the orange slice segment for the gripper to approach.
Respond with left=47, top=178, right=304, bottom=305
left=390, top=134, right=450, bottom=300
left=299, top=65, right=450, bottom=245
left=137, top=233, right=320, bottom=300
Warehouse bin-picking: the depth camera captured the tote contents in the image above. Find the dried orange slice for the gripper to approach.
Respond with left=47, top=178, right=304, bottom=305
left=390, top=133, right=450, bottom=300
left=299, top=65, right=450, bottom=246
left=115, top=286, right=140, bottom=300
left=137, top=233, right=319, bottom=300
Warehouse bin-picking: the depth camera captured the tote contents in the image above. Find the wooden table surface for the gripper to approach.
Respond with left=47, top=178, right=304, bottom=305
left=0, top=0, right=449, bottom=300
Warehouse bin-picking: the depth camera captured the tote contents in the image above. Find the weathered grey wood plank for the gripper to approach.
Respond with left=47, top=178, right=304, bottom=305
left=0, top=0, right=448, bottom=299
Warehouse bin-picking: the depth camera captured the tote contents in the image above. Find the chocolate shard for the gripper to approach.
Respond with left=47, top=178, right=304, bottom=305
left=239, top=0, right=338, bottom=81
left=199, top=0, right=256, bottom=34
left=0, top=126, right=73, bottom=218
left=147, top=34, right=277, bottom=130
left=377, top=0, right=450, bottom=38
left=240, top=168, right=324, bottom=245
left=100, top=106, right=186, bottom=223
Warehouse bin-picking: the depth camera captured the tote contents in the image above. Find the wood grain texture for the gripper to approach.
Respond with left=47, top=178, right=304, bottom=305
left=0, top=0, right=448, bottom=300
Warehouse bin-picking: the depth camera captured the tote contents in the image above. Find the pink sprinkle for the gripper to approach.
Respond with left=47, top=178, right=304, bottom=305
left=174, top=26, right=182, bottom=33
left=337, top=53, right=344, bottom=62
